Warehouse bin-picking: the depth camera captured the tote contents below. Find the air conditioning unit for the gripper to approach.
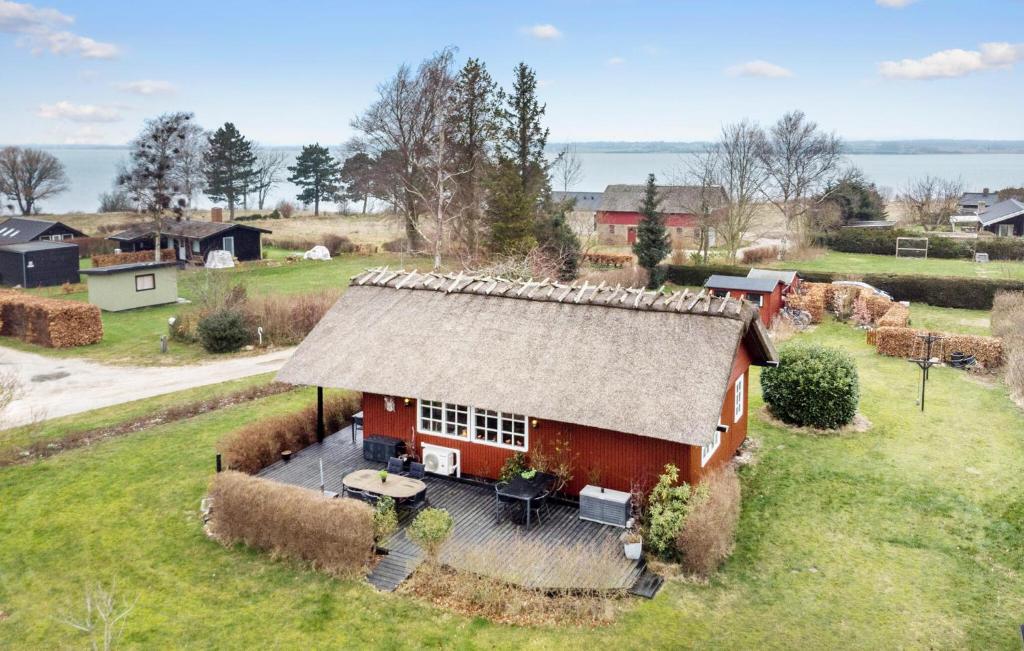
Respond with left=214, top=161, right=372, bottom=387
left=421, top=443, right=461, bottom=477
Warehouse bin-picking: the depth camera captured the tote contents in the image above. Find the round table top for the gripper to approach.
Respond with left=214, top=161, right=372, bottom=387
left=343, top=468, right=426, bottom=499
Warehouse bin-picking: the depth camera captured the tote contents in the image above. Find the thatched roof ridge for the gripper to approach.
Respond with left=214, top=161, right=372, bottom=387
left=349, top=267, right=753, bottom=320
left=277, top=267, right=777, bottom=447
left=599, top=184, right=728, bottom=214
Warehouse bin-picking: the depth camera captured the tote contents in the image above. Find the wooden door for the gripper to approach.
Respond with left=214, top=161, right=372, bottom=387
left=627, top=227, right=637, bottom=244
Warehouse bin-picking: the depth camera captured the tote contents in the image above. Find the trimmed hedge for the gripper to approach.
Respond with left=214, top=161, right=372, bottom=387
left=208, top=470, right=374, bottom=578
left=661, top=264, right=1024, bottom=310
left=93, top=249, right=177, bottom=267
left=0, top=291, right=102, bottom=347
left=873, top=327, right=1003, bottom=368
left=761, top=344, right=860, bottom=429
left=825, top=228, right=1024, bottom=261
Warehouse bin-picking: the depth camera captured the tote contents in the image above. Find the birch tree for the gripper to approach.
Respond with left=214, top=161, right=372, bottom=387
left=712, top=121, right=769, bottom=263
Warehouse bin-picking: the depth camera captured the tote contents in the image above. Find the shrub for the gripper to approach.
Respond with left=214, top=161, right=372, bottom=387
left=381, top=237, right=408, bottom=253
left=645, top=464, right=697, bottom=560
left=242, top=290, right=340, bottom=346
left=97, top=190, right=135, bottom=213
left=373, top=495, right=399, bottom=543
left=407, top=508, right=454, bottom=562
left=499, top=452, right=528, bottom=482
left=208, top=471, right=374, bottom=578
left=676, top=466, right=741, bottom=577
left=761, top=344, right=860, bottom=429
left=169, top=311, right=199, bottom=343
left=862, top=273, right=1024, bottom=311
left=217, top=393, right=360, bottom=473
left=322, top=233, right=357, bottom=255
left=275, top=200, right=296, bottom=219
left=740, top=244, right=780, bottom=265
left=197, top=310, right=251, bottom=353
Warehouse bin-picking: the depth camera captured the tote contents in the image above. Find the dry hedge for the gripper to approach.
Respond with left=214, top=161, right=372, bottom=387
left=874, top=326, right=1004, bottom=367
left=877, top=303, right=910, bottom=328
left=208, top=471, right=374, bottom=578
left=92, top=249, right=177, bottom=267
left=786, top=282, right=829, bottom=323
left=676, top=465, right=741, bottom=578
left=217, top=393, right=361, bottom=474
left=992, top=291, right=1024, bottom=400
left=583, top=252, right=632, bottom=267
left=0, top=291, right=102, bottom=347
left=243, top=290, right=341, bottom=346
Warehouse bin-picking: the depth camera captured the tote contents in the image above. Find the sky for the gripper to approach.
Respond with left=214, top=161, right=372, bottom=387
left=2, top=0, right=1024, bottom=146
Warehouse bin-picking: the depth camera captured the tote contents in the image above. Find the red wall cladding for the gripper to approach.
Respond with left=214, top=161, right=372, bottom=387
left=596, top=211, right=699, bottom=228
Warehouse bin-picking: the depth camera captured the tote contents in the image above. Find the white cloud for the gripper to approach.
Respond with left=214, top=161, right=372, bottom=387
left=876, top=0, right=917, bottom=7
left=37, top=100, right=121, bottom=122
left=524, top=23, right=561, bottom=40
left=0, top=0, right=119, bottom=59
left=726, top=60, right=794, bottom=78
left=116, top=79, right=177, bottom=95
left=607, top=56, right=625, bottom=66
left=879, top=42, right=1024, bottom=79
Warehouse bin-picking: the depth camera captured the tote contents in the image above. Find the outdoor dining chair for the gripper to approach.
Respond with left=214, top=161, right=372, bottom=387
left=407, top=462, right=426, bottom=479
left=386, top=456, right=406, bottom=475
left=494, top=481, right=521, bottom=524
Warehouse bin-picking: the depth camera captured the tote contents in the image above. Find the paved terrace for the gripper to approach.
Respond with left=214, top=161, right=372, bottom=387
left=257, top=429, right=645, bottom=593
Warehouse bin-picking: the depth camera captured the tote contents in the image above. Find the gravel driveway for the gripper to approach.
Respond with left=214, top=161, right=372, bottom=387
left=0, top=346, right=296, bottom=428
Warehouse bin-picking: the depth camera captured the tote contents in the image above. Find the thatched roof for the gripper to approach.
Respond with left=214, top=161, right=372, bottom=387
left=598, top=184, right=727, bottom=214
left=276, top=269, right=778, bottom=447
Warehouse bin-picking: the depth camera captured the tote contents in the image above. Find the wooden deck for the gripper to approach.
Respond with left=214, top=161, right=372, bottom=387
left=258, top=428, right=643, bottom=592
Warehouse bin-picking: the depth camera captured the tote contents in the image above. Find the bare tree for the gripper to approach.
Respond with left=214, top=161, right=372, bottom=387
left=678, top=147, right=727, bottom=264
left=58, top=583, right=136, bottom=651
left=552, top=143, right=583, bottom=192
left=759, top=110, right=843, bottom=247
left=899, top=176, right=965, bottom=227
left=252, top=148, right=288, bottom=210
left=171, top=122, right=207, bottom=217
left=0, top=146, right=70, bottom=215
left=712, top=121, right=770, bottom=263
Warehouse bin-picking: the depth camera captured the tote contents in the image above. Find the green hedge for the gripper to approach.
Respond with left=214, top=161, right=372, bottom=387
left=661, top=264, right=1024, bottom=310
left=825, top=229, right=1024, bottom=261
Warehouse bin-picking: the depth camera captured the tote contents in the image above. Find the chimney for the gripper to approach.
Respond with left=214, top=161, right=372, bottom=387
left=983, top=187, right=990, bottom=195
left=211, top=207, right=223, bottom=223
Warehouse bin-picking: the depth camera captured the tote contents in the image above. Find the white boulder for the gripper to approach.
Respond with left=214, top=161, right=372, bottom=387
left=303, top=245, right=331, bottom=261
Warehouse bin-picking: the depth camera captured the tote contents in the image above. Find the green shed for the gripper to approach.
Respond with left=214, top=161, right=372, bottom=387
left=81, top=261, right=179, bottom=312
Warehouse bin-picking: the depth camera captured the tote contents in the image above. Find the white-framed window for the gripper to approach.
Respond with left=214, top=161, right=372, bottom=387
left=734, top=374, right=745, bottom=423
left=222, top=236, right=235, bottom=254
left=744, top=293, right=764, bottom=307
left=41, top=233, right=67, bottom=241
left=192, top=240, right=201, bottom=253
left=135, top=273, right=156, bottom=292
left=418, top=399, right=528, bottom=450
left=998, top=224, right=1014, bottom=237
left=701, top=428, right=721, bottom=466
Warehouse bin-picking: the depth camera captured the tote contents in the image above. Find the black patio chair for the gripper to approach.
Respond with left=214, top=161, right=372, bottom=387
left=494, top=481, right=522, bottom=524
left=386, top=456, right=406, bottom=475
left=529, top=488, right=553, bottom=525
left=345, top=487, right=378, bottom=506
left=407, top=461, right=425, bottom=479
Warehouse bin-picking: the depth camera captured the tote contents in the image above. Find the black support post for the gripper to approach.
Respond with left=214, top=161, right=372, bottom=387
left=215, top=453, right=222, bottom=473
left=317, top=386, right=325, bottom=443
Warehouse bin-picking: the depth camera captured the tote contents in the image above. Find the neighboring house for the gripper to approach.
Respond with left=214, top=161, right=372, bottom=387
left=595, top=184, right=726, bottom=247
left=0, top=241, right=80, bottom=287
left=106, top=218, right=271, bottom=262
left=276, top=270, right=778, bottom=494
left=747, top=268, right=800, bottom=295
left=977, top=199, right=1024, bottom=237
left=704, top=274, right=784, bottom=326
left=959, top=189, right=1000, bottom=214
left=0, top=217, right=86, bottom=245
left=552, top=191, right=604, bottom=212
left=80, top=261, right=178, bottom=311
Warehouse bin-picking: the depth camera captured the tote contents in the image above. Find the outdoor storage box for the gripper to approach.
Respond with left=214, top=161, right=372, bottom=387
left=579, top=484, right=630, bottom=528
left=363, top=435, right=406, bottom=463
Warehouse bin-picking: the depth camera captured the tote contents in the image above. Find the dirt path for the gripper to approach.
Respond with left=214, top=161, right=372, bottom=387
left=0, top=347, right=295, bottom=428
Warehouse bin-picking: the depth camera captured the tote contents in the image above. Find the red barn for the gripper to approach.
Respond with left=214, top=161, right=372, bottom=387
left=277, top=270, right=778, bottom=495
left=595, top=184, right=727, bottom=247
left=704, top=274, right=785, bottom=326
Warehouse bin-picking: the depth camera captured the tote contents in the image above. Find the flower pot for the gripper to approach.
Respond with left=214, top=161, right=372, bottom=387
left=623, top=541, right=642, bottom=560
left=281, top=450, right=292, bottom=462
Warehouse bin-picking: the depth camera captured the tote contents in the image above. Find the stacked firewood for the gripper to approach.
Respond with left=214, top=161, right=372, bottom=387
left=0, top=291, right=102, bottom=348
left=874, top=326, right=1003, bottom=368
left=92, top=249, right=176, bottom=268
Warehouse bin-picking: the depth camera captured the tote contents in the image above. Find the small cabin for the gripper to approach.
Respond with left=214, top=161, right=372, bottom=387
left=704, top=274, right=784, bottom=326
left=0, top=241, right=80, bottom=288
left=80, top=261, right=178, bottom=311
left=0, top=217, right=85, bottom=245
left=107, top=218, right=271, bottom=263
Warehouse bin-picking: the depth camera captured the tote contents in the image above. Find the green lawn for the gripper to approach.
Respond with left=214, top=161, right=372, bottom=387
left=7, top=252, right=415, bottom=365
left=910, top=304, right=992, bottom=336
left=2, top=321, right=1023, bottom=648
left=767, top=250, right=1024, bottom=281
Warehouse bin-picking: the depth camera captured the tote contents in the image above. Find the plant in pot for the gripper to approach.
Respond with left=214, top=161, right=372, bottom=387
left=622, top=528, right=643, bottom=560
left=378, top=469, right=388, bottom=483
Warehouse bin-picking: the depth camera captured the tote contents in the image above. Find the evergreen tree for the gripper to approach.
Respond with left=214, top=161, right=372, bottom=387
left=485, top=159, right=537, bottom=253
left=340, top=152, right=376, bottom=214
left=451, top=58, right=500, bottom=254
left=535, top=207, right=581, bottom=281
left=203, top=122, right=256, bottom=219
left=288, top=143, right=342, bottom=216
left=824, top=170, right=888, bottom=225
left=633, top=174, right=671, bottom=289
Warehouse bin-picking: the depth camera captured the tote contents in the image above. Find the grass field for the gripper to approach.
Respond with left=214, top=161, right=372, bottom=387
left=1, top=321, right=1022, bottom=648
left=910, top=304, right=992, bottom=336
left=8, top=251, right=412, bottom=365
left=767, top=250, right=1024, bottom=281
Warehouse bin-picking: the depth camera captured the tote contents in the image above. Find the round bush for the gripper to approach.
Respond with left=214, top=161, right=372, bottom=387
left=761, top=344, right=859, bottom=429
left=197, top=310, right=251, bottom=353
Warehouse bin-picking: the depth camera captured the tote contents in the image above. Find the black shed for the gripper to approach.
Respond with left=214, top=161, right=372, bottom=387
left=106, top=218, right=271, bottom=263
left=0, top=241, right=81, bottom=287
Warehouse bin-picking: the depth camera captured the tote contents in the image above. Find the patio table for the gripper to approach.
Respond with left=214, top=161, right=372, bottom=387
left=343, top=469, right=426, bottom=500
left=495, top=476, right=548, bottom=530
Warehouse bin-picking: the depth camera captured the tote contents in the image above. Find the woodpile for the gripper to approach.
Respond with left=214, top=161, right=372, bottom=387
left=786, top=282, right=830, bottom=323
left=0, top=291, right=102, bottom=348
left=92, top=249, right=176, bottom=268
left=582, top=252, right=632, bottom=268
left=874, top=326, right=1003, bottom=368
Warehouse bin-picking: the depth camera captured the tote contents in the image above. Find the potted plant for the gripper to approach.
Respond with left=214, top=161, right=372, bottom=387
left=379, top=469, right=388, bottom=483
left=622, top=529, right=643, bottom=560
left=520, top=468, right=537, bottom=480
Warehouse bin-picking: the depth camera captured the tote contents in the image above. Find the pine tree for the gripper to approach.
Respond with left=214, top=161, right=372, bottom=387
left=288, top=144, right=342, bottom=216
left=203, top=122, right=256, bottom=219
left=451, top=58, right=500, bottom=254
left=339, top=152, right=376, bottom=214
left=633, top=174, right=671, bottom=288
left=485, top=159, right=537, bottom=253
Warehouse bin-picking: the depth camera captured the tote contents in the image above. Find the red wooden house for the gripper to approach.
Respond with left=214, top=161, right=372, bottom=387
left=277, top=270, right=778, bottom=495
left=747, top=268, right=800, bottom=296
left=595, top=184, right=727, bottom=247
left=704, top=274, right=785, bottom=326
